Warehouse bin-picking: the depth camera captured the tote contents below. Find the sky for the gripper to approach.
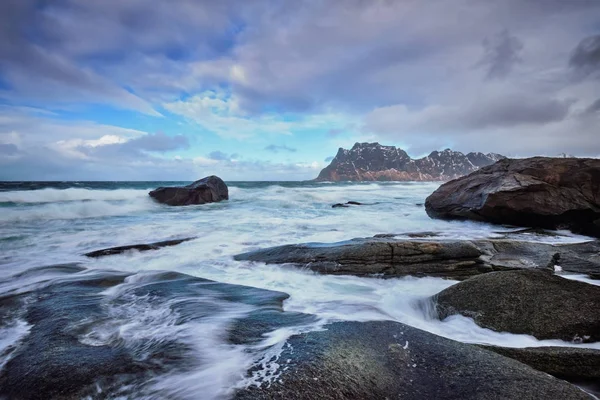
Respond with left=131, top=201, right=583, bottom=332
left=0, top=0, right=599, bottom=181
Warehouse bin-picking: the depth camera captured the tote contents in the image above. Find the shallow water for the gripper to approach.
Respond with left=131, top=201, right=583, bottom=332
left=0, top=181, right=597, bottom=399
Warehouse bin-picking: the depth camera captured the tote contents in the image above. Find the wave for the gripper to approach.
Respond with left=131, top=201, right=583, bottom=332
left=0, top=188, right=149, bottom=204
left=0, top=198, right=157, bottom=222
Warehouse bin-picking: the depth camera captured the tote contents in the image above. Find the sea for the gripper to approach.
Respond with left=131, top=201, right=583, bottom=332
left=0, top=181, right=598, bottom=399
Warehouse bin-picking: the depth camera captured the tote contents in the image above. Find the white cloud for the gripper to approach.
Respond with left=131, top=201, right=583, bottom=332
left=164, top=90, right=356, bottom=139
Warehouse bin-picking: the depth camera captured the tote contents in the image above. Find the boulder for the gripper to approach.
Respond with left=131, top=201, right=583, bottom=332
left=425, top=157, right=600, bottom=237
left=434, top=269, right=600, bottom=342
left=235, top=238, right=511, bottom=280
left=235, top=321, right=589, bottom=400
left=149, top=175, right=228, bottom=206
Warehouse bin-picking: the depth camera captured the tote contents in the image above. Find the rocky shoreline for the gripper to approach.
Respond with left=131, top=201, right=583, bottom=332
left=3, top=159, right=600, bottom=399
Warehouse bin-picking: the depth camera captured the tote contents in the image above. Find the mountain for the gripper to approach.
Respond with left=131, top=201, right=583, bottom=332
left=315, top=142, right=505, bottom=182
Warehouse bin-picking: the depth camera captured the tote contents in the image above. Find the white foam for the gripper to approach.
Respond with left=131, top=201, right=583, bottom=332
left=0, top=319, right=31, bottom=370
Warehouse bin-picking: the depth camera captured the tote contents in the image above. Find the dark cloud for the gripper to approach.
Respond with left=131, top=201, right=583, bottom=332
left=0, top=143, right=19, bottom=155
left=208, top=151, right=231, bottom=160
left=585, top=98, right=600, bottom=114
left=478, top=30, right=523, bottom=79
left=264, top=144, right=297, bottom=153
left=0, top=0, right=249, bottom=113
left=569, top=34, right=600, bottom=79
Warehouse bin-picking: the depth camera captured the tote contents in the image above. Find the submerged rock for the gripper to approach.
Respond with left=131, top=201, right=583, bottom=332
left=149, top=175, right=228, bottom=206
left=235, top=321, right=589, bottom=400
left=84, top=237, right=195, bottom=258
left=425, top=157, right=600, bottom=237
left=434, top=269, right=600, bottom=342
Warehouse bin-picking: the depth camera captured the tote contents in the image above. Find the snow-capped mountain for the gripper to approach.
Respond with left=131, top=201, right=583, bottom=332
left=315, top=142, right=505, bottom=181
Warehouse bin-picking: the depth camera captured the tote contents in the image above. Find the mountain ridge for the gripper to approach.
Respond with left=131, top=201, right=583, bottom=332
left=315, top=142, right=505, bottom=182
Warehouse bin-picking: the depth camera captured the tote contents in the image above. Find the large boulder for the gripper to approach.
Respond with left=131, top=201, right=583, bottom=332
left=425, top=157, right=600, bottom=237
left=235, top=321, right=590, bottom=400
left=434, top=269, right=600, bottom=342
left=149, top=175, right=228, bottom=206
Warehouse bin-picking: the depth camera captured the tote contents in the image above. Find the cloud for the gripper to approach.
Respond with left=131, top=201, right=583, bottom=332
left=324, top=156, right=334, bottom=162
left=0, top=143, right=18, bottom=155
left=569, top=34, right=600, bottom=79
left=264, top=144, right=297, bottom=153
left=478, top=30, right=523, bottom=79
left=208, top=151, right=231, bottom=160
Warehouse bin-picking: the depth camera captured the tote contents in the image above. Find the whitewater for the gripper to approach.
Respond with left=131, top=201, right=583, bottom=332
left=0, top=181, right=597, bottom=399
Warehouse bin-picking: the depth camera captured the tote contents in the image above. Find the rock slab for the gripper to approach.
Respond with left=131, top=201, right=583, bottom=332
left=425, top=157, right=600, bottom=237
left=149, top=175, right=228, bottom=206
left=234, top=238, right=498, bottom=280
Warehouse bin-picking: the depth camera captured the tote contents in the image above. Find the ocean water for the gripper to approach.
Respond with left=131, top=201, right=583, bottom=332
left=0, top=181, right=597, bottom=399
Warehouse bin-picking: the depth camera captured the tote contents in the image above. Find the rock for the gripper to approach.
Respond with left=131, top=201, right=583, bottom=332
left=235, top=321, right=589, bottom=400
left=331, top=201, right=368, bottom=208
left=434, top=269, right=600, bottom=342
left=347, top=201, right=362, bottom=205
left=315, top=142, right=504, bottom=182
left=472, top=239, right=600, bottom=278
left=480, top=345, right=600, bottom=383
left=148, top=175, right=228, bottom=206
left=0, top=265, right=314, bottom=399
left=234, top=238, right=509, bottom=280
left=425, top=157, right=600, bottom=237
left=84, top=237, right=195, bottom=258
left=235, top=233, right=600, bottom=280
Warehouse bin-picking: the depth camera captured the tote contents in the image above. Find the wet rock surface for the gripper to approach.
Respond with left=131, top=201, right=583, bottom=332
left=235, top=321, right=590, bottom=400
left=84, top=237, right=195, bottom=257
left=235, top=238, right=494, bottom=280
left=149, top=175, right=228, bottom=206
left=481, top=345, right=600, bottom=386
left=0, top=265, right=313, bottom=400
left=434, top=269, right=600, bottom=342
left=235, top=231, right=600, bottom=280
left=425, top=157, right=600, bottom=237
left=235, top=234, right=600, bottom=280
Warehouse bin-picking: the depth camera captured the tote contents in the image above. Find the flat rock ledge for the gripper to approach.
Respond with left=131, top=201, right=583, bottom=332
left=235, top=321, right=590, bottom=400
left=235, top=238, right=493, bottom=280
left=234, top=235, right=600, bottom=280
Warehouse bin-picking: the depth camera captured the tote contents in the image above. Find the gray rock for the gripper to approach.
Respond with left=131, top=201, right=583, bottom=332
left=425, top=157, right=600, bottom=237
left=234, top=238, right=501, bottom=280
left=149, top=175, right=228, bottom=206
left=434, top=269, right=600, bottom=342
left=480, top=345, right=600, bottom=382
left=235, top=321, right=589, bottom=400
left=235, top=234, right=600, bottom=280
